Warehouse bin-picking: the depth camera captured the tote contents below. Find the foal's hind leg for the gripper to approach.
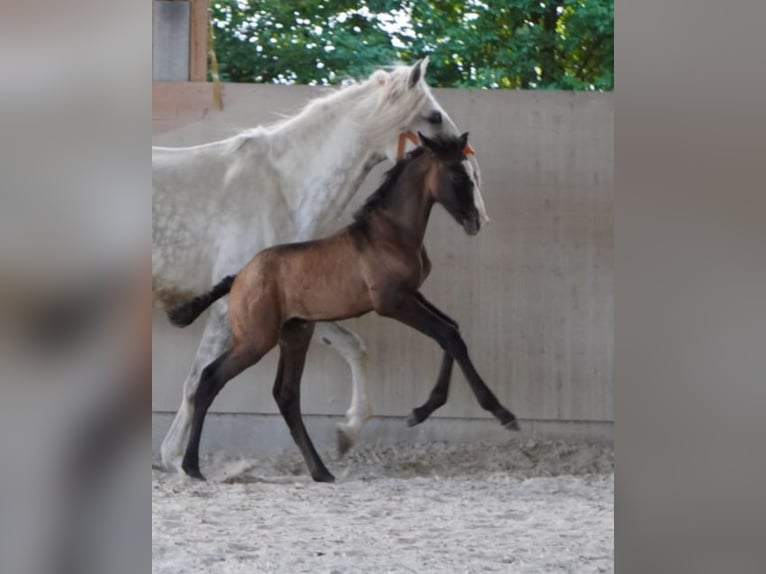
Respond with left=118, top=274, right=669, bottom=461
left=274, top=320, right=334, bottom=482
left=315, top=322, right=372, bottom=455
left=181, top=344, right=269, bottom=480
left=161, top=301, right=231, bottom=472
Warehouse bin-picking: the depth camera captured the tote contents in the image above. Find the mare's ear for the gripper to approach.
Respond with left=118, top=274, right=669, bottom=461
left=409, top=58, right=428, bottom=89
left=371, top=69, right=390, bottom=87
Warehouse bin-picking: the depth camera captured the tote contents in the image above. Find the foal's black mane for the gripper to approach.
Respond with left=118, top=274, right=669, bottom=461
left=352, top=147, right=426, bottom=222
left=352, top=134, right=465, bottom=222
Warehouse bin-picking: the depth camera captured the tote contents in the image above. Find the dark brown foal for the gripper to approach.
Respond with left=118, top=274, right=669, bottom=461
left=168, top=132, right=519, bottom=482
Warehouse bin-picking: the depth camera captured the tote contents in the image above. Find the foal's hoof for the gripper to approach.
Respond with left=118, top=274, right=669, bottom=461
left=503, top=418, right=521, bottom=432
left=406, top=409, right=424, bottom=427
left=312, top=470, right=336, bottom=483
left=182, top=463, right=207, bottom=481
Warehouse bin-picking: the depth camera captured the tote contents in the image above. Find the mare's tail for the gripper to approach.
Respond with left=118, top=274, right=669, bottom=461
left=166, top=275, right=236, bottom=327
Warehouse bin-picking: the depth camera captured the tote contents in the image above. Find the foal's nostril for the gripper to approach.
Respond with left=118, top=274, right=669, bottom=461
left=463, top=216, right=480, bottom=236
left=472, top=214, right=481, bottom=234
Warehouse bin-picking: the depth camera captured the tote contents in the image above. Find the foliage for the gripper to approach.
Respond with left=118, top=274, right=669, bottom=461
left=210, top=0, right=613, bottom=90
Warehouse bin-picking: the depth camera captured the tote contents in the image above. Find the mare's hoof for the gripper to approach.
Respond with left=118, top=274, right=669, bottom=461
left=159, top=453, right=184, bottom=474
left=406, top=410, right=424, bottom=427
left=312, top=471, right=336, bottom=483
left=336, top=426, right=354, bottom=457
left=503, top=418, right=521, bottom=431
left=182, top=463, right=207, bottom=481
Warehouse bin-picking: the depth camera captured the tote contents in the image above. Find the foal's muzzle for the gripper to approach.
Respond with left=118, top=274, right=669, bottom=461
left=462, top=215, right=481, bottom=236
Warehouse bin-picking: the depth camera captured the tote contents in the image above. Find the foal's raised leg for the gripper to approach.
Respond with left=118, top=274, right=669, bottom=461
left=407, top=293, right=457, bottom=426
left=383, top=293, right=520, bottom=431
left=274, top=320, right=335, bottom=482
left=407, top=351, right=453, bottom=427
left=181, top=343, right=269, bottom=480
left=315, top=322, right=373, bottom=455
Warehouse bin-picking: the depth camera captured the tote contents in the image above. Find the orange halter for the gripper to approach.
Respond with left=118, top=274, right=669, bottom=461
left=396, top=131, right=476, bottom=160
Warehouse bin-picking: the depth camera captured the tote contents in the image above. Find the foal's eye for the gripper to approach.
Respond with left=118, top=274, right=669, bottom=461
left=426, top=111, right=442, bottom=125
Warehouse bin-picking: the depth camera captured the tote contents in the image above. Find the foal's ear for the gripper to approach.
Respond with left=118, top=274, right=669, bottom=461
left=417, top=131, right=438, bottom=153
left=458, top=132, right=469, bottom=151
left=409, top=58, right=428, bottom=89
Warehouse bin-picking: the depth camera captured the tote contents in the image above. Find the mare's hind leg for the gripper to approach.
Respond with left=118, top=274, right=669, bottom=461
left=274, top=320, right=335, bottom=482
left=315, top=322, right=372, bottom=456
left=380, top=292, right=520, bottom=432
left=181, top=343, right=270, bottom=480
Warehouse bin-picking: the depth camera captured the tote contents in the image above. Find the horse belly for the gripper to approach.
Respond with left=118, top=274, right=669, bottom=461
left=152, top=211, right=216, bottom=308
left=288, top=271, right=371, bottom=321
left=152, top=175, right=288, bottom=306
left=152, top=256, right=212, bottom=310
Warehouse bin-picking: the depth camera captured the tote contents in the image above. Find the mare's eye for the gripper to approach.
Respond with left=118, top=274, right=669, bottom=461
left=426, top=111, right=442, bottom=125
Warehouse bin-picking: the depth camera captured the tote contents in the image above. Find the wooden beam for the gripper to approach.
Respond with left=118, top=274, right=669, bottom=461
left=189, top=0, right=209, bottom=81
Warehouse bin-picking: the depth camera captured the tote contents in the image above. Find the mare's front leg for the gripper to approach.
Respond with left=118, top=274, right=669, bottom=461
left=274, top=320, right=335, bottom=482
left=315, top=322, right=373, bottom=455
left=161, top=301, right=231, bottom=472
left=380, top=292, right=520, bottom=431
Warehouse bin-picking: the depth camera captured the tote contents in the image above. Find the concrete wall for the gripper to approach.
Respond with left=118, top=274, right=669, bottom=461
left=152, top=84, right=613, bottom=452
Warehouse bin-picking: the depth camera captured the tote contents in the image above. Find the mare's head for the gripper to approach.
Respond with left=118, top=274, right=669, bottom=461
left=360, top=59, right=488, bottom=228
left=418, top=132, right=481, bottom=236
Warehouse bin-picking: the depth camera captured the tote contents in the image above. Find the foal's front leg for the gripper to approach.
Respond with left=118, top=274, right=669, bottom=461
left=382, top=292, right=520, bottom=431
left=407, top=351, right=453, bottom=427
left=407, top=293, right=457, bottom=426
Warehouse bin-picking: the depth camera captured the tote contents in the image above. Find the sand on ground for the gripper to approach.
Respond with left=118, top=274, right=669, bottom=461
left=153, top=440, right=613, bottom=573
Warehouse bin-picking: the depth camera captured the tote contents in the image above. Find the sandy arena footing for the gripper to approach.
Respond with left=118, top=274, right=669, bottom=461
left=153, top=440, right=613, bottom=573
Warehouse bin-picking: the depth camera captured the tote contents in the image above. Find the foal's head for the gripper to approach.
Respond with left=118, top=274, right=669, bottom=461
left=418, top=132, right=481, bottom=236
left=358, top=59, right=487, bottom=228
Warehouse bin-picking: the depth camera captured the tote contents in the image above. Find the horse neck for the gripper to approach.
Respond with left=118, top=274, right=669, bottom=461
left=377, top=165, right=434, bottom=247
left=261, top=84, right=388, bottom=236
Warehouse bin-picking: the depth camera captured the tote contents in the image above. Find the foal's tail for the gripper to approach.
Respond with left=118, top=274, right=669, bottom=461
left=166, top=275, right=236, bottom=327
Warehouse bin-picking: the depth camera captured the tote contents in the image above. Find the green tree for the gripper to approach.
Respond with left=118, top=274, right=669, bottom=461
left=210, top=1, right=399, bottom=84
left=210, top=0, right=613, bottom=90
